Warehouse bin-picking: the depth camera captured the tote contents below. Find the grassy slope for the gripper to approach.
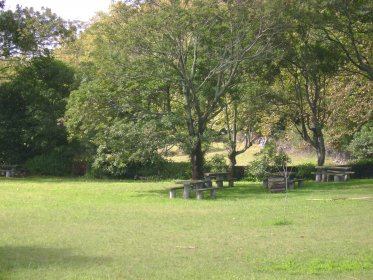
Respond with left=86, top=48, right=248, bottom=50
left=0, top=178, right=372, bottom=279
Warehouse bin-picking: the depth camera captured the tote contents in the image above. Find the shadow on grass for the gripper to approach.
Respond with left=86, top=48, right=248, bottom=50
left=0, top=246, right=111, bottom=275
left=136, top=179, right=373, bottom=201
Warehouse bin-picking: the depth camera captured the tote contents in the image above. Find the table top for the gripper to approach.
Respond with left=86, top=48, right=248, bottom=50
left=316, top=166, right=351, bottom=170
left=175, top=180, right=205, bottom=185
left=204, top=172, right=229, bottom=176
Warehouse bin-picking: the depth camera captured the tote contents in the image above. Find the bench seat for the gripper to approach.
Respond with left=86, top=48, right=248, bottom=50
left=168, top=186, right=187, bottom=199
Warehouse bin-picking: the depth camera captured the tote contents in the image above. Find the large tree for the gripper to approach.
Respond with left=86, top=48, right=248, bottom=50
left=95, top=0, right=276, bottom=179
left=0, top=56, right=75, bottom=164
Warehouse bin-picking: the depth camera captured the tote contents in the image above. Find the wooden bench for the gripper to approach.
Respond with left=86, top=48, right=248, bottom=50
left=168, top=186, right=187, bottom=199
left=196, top=187, right=218, bottom=200
left=267, top=177, right=286, bottom=193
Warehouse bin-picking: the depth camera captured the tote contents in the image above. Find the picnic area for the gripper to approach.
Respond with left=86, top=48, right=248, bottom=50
left=1, top=0, right=373, bottom=279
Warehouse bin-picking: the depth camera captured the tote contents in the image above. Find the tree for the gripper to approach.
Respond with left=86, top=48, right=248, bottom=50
left=314, top=0, right=373, bottom=80
left=272, top=1, right=347, bottom=166
left=220, top=80, right=269, bottom=176
left=0, top=4, right=76, bottom=79
left=107, top=0, right=275, bottom=179
left=0, top=56, right=75, bottom=164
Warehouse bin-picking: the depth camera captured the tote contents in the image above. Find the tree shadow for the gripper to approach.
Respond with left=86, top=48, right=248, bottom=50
left=0, top=246, right=111, bottom=276
left=136, top=179, right=373, bottom=201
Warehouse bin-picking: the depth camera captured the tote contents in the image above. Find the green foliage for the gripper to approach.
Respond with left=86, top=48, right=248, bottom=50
left=0, top=5, right=75, bottom=58
left=205, top=154, right=227, bottom=173
left=0, top=57, right=75, bottom=164
left=24, top=146, right=74, bottom=176
left=347, top=123, right=373, bottom=160
left=245, top=142, right=290, bottom=181
left=350, top=159, right=373, bottom=179
left=295, top=163, right=316, bottom=179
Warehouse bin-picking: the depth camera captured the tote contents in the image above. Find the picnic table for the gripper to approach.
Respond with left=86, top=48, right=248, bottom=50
left=174, top=180, right=206, bottom=199
left=263, top=172, right=304, bottom=192
left=313, top=166, right=354, bottom=182
left=204, top=172, right=235, bottom=188
left=0, top=165, right=19, bottom=177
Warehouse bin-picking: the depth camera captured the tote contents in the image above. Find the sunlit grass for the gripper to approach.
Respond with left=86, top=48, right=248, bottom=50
left=166, top=143, right=336, bottom=166
left=0, top=178, right=372, bottom=279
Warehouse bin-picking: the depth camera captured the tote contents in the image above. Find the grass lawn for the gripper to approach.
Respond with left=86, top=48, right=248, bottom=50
left=0, top=178, right=372, bottom=279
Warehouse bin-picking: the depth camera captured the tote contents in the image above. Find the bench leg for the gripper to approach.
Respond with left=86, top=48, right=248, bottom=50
left=196, top=190, right=204, bottom=200
left=288, top=181, right=294, bottom=189
left=183, top=186, right=191, bottom=199
left=228, top=180, right=234, bottom=187
left=315, top=174, right=321, bottom=182
left=344, top=174, right=350, bottom=181
left=263, top=179, right=268, bottom=189
left=216, top=181, right=223, bottom=188
left=169, top=189, right=177, bottom=199
left=334, top=175, right=342, bottom=182
left=322, top=173, right=327, bottom=182
left=5, top=170, right=11, bottom=177
left=210, top=189, right=217, bottom=199
left=298, top=181, right=304, bottom=188
left=204, top=176, right=213, bottom=188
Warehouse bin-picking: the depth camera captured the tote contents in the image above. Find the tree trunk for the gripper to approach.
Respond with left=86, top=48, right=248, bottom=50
left=316, top=134, right=326, bottom=166
left=228, top=150, right=237, bottom=178
left=190, top=138, right=204, bottom=180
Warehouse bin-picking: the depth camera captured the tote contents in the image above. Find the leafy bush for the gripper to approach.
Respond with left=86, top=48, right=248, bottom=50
left=295, top=163, right=316, bottom=179
left=347, top=123, right=373, bottom=159
left=205, top=154, right=227, bottom=173
left=245, top=142, right=290, bottom=181
left=25, top=146, right=74, bottom=176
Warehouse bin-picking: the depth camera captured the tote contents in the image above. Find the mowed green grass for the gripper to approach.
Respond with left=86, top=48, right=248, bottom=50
left=0, top=178, right=372, bottom=280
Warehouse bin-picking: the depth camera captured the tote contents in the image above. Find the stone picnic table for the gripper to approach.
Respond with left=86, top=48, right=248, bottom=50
left=204, top=172, right=235, bottom=188
left=313, top=166, right=354, bottom=182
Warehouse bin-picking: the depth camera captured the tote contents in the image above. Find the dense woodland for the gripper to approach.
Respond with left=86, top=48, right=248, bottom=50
left=0, top=0, right=372, bottom=179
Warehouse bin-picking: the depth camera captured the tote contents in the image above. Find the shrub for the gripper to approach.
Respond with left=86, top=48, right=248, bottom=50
left=350, top=159, right=373, bottom=179
left=245, top=142, right=290, bottom=181
left=205, top=154, right=227, bottom=173
left=295, top=163, right=316, bottom=179
left=25, top=146, right=74, bottom=176
left=347, top=123, right=373, bottom=159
